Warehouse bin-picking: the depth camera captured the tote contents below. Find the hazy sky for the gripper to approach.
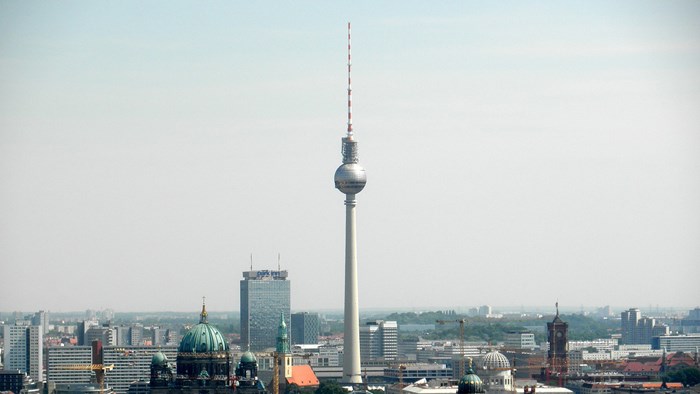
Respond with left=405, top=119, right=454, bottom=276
left=1, top=1, right=699, bottom=314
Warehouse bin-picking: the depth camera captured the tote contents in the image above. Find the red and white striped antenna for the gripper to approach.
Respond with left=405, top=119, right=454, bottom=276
left=347, top=22, right=353, bottom=138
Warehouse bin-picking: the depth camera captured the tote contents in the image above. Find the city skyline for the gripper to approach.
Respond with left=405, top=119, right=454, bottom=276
left=1, top=2, right=699, bottom=312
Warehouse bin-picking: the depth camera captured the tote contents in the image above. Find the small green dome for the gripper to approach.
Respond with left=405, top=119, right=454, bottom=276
left=458, top=368, right=485, bottom=394
left=240, top=351, right=257, bottom=363
left=151, top=351, right=168, bottom=365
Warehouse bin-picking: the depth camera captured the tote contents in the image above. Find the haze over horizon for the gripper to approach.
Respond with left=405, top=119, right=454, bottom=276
left=2, top=304, right=696, bottom=317
left=1, top=1, right=699, bottom=313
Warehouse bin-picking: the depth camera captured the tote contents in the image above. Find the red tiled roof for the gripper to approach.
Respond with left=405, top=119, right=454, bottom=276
left=623, top=362, right=661, bottom=373
left=287, top=365, right=319, bottom=387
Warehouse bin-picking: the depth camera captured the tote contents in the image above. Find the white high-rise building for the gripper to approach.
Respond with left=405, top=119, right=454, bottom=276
left=3, top=321, right=43, bottom=382
left=621, top=308, right=669, bottom=345
left=360, top=320, right=398, bottom=361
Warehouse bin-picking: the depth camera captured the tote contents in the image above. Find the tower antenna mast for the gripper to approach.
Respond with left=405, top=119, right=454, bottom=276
left=347, top=22, right=353, bottom=138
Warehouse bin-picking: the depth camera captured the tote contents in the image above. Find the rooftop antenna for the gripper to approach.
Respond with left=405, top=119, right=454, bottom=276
left=278, top=253, right=281, bottom=271
left=346, top=22, right=353, bottom=138
left=250, top=253, right=253, bottom=271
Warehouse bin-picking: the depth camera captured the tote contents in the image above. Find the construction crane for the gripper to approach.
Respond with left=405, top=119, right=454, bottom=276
left=436, top=319, right=466, bottom=378
left=398, top=364, right=407, bottom=388
left=272, top=351, right=280, bottom=394
left=60, top=364, right=114, bottom=393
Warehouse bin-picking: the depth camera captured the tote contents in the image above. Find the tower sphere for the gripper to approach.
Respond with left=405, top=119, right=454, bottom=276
left=334, top=163, right=367, bottom=194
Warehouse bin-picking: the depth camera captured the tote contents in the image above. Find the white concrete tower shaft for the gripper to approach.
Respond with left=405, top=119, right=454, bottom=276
left=333, top=22, right=366, bottom=385
left=343, top=193, right=361, bottom=384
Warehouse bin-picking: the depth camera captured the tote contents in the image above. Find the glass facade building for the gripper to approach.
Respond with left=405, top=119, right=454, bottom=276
left=291, top=312, right=320, bottom=345
left=240, top=270, right=291, bottom=351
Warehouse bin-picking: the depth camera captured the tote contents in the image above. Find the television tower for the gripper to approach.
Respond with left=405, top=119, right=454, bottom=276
left=334, top=22, right=366, bottom=385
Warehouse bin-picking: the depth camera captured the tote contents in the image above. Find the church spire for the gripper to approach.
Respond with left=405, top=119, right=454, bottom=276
left=200, top=296, right=208, bottom=323
left=276, top=313, right=289, bottom=354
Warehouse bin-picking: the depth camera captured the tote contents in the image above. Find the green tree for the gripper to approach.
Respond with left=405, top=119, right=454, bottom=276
left=316, top=381, right=347, bottom=394
left=664, top=367, right=700, bottom=387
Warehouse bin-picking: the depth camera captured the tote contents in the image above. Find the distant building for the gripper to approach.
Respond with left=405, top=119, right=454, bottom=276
left=595, top=306, right=613, bottom=318
left=567, top=339, right=618, bottom=352
left=85, top=326, right=112, bottom=347
left=76, top=320, right=100, bottom=346
left=504, top=331, right=536, bottom=350
left=291, top=312, right=320, bottom=345
left=128, top=324, right=144, bottom=346
left=47, top=345, right=93, bottom=384
left=478, top=305, right=492, bottom=317
left=240, top=269, right=291, bottom=351
left=360, top=320, right=398, bottom=361
left=680, top=307, right=700, bottom=334
left=652, top=334, right=700, bottom=352
left=620, top=308, right=669, bottom=345
left=3, top=321, right=43, bottom=382
left=31, top=310, right=50, bottom=336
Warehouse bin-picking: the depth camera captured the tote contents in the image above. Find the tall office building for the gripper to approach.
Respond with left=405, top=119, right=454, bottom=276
left=621, top=308, right=669, bottom=345
left=31, top=310, right=50, bottom=336
left=478, top=305, right=492, bottom=317
left=76, top=319, right=99, bottom=345
left=240, top=269, right=291, bottom=351
left=333, top=22, right=367, bottom=385
left=291, top=312, right=320, bottom=345
left=85, top=326, right=112, bottom=347
left=3, top=321, right=43, bottom=382
left=681, top=307, right=700, bottom=334
left=360, top=320, right=398, bottom=361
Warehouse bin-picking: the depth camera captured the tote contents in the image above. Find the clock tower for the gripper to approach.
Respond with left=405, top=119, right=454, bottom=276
left=547, top=302, right=568, bottom=383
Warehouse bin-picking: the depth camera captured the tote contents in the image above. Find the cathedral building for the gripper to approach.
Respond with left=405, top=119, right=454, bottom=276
left=150, top=301, right=233, bottom=393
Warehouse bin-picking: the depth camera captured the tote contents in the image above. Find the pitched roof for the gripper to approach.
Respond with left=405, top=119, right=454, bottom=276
left=623, top=361, right=661, bottom=373
left=287, top=365, right=319, bottom=387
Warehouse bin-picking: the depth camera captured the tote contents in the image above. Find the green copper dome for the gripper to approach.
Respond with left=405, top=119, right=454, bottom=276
left=458, top=368, right=485, bottom=394
left=178, top=302, right=229, bottom=353
left=151, top=351, right=168, bottom=366
left=240, top=351, right=257, bottom=363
